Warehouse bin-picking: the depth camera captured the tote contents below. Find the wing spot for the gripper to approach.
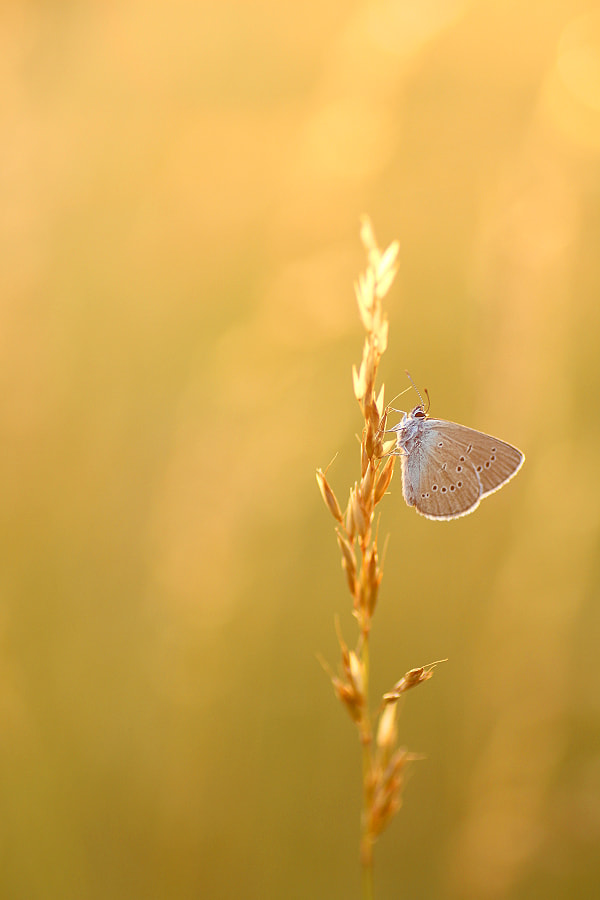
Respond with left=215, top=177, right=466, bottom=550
left=441, top=462, right=447, bottom=471
left=459, top=455, right=465, bottom=462
left=449, top=485, right=455, bottom=492
left=456, top=465, right=462, bottom=472
left=432, top=484, right=438, bottom=491
left=491, top=446, right=497, bottom=452
left=441, top=487, right=447, bottom=493
left=490, top=454, right=496, bottom=461
left=485, top=461, right=491, bottom=469
left=438, top=441, right=444, bottom=448
left=457, top=480, right=463, bottom=488
left=476, top=465, right=482, bottom=472
left=466, top=445, right=473, bottom=454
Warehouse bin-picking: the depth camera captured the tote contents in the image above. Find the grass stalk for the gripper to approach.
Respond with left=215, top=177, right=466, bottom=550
left=316, top=218, right=439, bottom=898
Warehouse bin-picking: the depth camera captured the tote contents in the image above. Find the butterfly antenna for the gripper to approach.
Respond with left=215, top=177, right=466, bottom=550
left=405, top=370, right=426, bottom=410
left=424, top=387, right=430, bottom=414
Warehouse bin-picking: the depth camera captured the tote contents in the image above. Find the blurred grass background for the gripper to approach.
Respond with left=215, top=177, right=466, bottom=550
left=2, top=1, right=600, bottom=898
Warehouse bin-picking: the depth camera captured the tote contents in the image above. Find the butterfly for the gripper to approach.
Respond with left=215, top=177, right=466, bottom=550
left=388, top=399, right=524, bottom=520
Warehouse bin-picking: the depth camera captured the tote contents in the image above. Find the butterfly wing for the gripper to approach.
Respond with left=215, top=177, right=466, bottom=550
left=433, top=420, right=524, bottom=497
left=401, top=420, right=483, bottom=520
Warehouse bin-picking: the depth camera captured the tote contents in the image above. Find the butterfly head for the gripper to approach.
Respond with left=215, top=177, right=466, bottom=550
left=411, top=405, right=427, bottom=419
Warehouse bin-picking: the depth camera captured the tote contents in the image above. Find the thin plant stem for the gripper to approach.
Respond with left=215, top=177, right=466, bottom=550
left=360, top=631, right=374, bottom=900
left=362, top=842, right=374, bottom=900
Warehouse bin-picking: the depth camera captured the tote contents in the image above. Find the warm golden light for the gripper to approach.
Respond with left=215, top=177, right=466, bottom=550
left=0, top=2, right=599, bottom=898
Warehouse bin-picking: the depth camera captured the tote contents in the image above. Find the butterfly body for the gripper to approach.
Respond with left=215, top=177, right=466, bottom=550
left=390, top=405, right=524, bottom=520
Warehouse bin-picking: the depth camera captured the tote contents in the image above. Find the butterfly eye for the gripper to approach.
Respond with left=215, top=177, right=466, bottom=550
left=414, top=406, right=426, bottom=418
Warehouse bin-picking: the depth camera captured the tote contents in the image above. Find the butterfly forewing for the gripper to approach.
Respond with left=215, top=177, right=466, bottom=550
left=403, top=421, right=482, bottom=519
left=433, top=421, right=524, bottom=497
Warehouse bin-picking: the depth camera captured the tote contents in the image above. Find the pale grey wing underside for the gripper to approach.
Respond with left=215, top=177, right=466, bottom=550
left=401, top=419, right=524, bottom=520
left=400, top=429, right=482, bottom=519
left=432, top=421, right=524, bottom=497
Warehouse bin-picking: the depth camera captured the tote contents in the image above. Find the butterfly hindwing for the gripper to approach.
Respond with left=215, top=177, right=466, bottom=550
left=401, top=422, right=482, bottom=520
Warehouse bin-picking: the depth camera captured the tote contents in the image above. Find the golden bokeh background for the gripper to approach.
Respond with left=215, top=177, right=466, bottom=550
left=2, top=2, right=600, bottom=898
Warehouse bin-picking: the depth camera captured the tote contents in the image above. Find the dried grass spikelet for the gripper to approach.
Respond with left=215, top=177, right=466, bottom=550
left=328, top=620, right=365, bottom=723
left=374, top=456, right=395, bottom=504
left=365, top=746, right=410, bottom=842
left=382, top=660, right=447, bottom=704
left=316, top=467, right=343, bottom=523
